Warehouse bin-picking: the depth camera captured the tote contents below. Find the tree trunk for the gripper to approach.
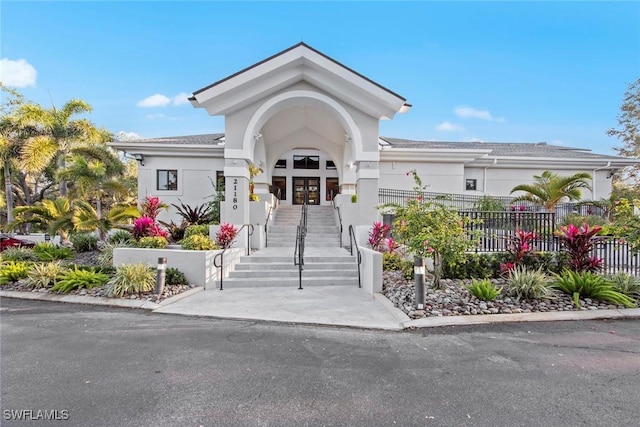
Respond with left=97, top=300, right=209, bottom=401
left=58, top=153, right=67, bottom=197
left=4, top=166, right=14, bottom=226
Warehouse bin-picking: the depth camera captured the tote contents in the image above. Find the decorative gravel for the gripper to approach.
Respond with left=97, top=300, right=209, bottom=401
left=383, top=270, right=627, bottom=319
left=1, top=280, right=196, bottom=303
left=2, top=251, right=196, bottom=303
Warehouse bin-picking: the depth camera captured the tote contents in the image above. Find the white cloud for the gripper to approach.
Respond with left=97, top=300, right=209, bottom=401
left=454, top=106, right=505, bottom=122
left=436, top=121, right=465, bottom=132
left=137, top=94, right=171, bottom=107
left=0, top=58, right=37, bottom=87
left=551, top=139, right=565, bottom=146
left=145, top=113, right=165, bottom=120
left=116, top=131, right=141, bottom=141
left=173, top=92, right=191, bottom=106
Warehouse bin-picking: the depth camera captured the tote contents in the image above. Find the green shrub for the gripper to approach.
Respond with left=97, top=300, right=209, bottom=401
left=181, top=234, right=218, bottom=250
left=351, top=194, right=357, bottom=203
left=0, top=261, right=31, bottom=284
left=137, top=236, right=168, bottom=249
left=443, top=253, right=506, bottom=279
left=70, top=233, right=98, bottom=252
left=33, top=243, right=74, bottom=261
left=106, top=263, right=156, bottom=297
left=382, top=252, right=414, bottom=280
left=183, top=224, right=210, bottom=238
left=165, top=267, right=188, bottom=286
left=474, top=195, right=505, bottom=212
left=107, top=230, right=134, bottom=245
left=25, top=261, right=65, bottom=288
left=50, top=267, right=110, bottom=293
left=1, top=247, right=38, bottom=262
left=606, top=272, right=640, bottom=301
left=506, top=265, right=555, bottom=301
left=552, top=270, right=636, bottom=308
left=466, top=278, right=501, bottom=301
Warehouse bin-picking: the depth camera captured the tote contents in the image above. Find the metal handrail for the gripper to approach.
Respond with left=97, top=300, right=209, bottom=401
left=348, top=225, right=362, bottom=288
left=213, top=223, right=254, bottom=290
left=264, top=205, right=273, bottom=247
left=332, top=197, right=343, bottom=248
left=294, top=203, right=308, bottom=290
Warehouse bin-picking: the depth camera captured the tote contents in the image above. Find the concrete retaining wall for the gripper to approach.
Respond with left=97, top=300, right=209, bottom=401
left=113, top=247, right=244, bottom=290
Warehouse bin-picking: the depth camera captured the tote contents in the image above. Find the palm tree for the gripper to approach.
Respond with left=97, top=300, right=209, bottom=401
left=510, top=170, right=592, bottom=212
left=9, top=197, right=74, bottom=242
left=15, top=99, right=102, bottom=197
left=72, top=201, right=140, bottom=241
left=58, top=144, right=129, bottom=218
left=0, top=84, right=29, bottom=225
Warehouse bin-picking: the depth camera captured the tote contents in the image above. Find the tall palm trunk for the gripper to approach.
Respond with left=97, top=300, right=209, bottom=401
left=4, top=165, right=14, bottom=226
left=57, top=153, right=67, bottom=197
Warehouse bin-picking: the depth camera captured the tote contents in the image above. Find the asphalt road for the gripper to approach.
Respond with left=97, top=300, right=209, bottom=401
left=1, top=298, right=639, bottom=427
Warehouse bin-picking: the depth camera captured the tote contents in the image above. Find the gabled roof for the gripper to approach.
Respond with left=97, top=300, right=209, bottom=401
left=189, top=42, right=409, bottom=119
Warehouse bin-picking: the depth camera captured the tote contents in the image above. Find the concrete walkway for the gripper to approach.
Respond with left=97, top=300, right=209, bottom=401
left=154, top=286, right=407, bottom=331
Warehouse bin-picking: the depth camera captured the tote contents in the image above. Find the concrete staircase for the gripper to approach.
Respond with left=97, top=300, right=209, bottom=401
left=221, top=205, right=360, bottom=288
left=266, top=205, right=341, bottom=248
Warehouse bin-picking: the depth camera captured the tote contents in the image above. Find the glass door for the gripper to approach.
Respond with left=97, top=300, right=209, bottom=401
left=293, top=177, right=321, bottom=205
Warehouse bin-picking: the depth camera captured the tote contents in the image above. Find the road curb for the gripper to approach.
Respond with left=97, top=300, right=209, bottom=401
left=157, top=286, right=204, bottom=307
left=403, top=307, right=640, bottom=329
left=373, top=293, right=411, bottom=324
left=0, top=290, right=161, bottom=310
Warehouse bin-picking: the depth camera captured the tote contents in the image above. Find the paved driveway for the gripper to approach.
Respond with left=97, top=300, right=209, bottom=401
left=1, top=299, right=639, bottom=427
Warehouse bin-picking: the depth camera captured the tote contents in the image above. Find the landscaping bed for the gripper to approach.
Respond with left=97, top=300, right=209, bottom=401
left=383, top=270, right=631, bottom=320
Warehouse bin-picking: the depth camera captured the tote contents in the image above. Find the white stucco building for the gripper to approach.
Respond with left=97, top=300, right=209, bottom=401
left=110, top=42, right=637, bottom=242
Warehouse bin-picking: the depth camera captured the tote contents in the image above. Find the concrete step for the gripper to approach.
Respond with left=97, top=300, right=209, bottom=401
left=235, top=262, right=356, bottom=271
left=229, top=269, right=358, bottom=278
left=221, top=277, right=360, bottom=288
left=241, top=255, right=355, bottom=264
left=268, top=242, right=340, bottom=248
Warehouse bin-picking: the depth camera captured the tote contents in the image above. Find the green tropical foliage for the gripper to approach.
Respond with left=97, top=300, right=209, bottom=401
left=50, top=266, right=110, bottom=293
left=510, top=170, right=592, bottom=212
left=466, top=279, right=501, bottom=301
left=0, top=261, right=31, bottom=284
left=106, top=263, right=155, bottom=297
left=506, top=265, right=555, bottom=301
left=552, top=270, right=636, bottom=308
left=33, top=242, right=74, bottom=261
left=9, top=197, right=74, bottom=241
left=25, top=261, right=65, bottom=288
left=181, top=234, right=218, bottom=250
left=71, top=201, right=140, bottom=240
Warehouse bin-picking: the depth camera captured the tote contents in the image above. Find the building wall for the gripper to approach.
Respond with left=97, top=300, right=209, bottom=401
left=137, top=155, right=224, bottom=223
left=378, top=160, right=465, bottom=193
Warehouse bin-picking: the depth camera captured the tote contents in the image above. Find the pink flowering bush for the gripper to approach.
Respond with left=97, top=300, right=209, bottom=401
left=554, top=222, right=605, bottom=272
left=132, top=215, right=169, bottom=240
left=216, top=223, right=238, bottom=249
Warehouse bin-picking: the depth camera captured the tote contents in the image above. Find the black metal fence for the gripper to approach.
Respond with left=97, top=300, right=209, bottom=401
left=379, top=197, right=639, bottom=276
left=378, top=188, right=605, bottom=224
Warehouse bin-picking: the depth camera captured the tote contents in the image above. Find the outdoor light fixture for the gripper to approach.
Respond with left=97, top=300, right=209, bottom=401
left=133, top=153, right=144, bottom=166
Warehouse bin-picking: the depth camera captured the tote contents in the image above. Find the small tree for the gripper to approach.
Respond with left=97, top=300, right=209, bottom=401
left=383, top=170, right=481, bottom=285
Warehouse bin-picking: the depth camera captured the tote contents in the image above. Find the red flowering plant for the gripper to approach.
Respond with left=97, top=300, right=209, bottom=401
left=368, top=221, right=391, bottom=252
left=216, top=223, right=238, bottom=249
left=500, top=229, right=536, bottom=275
left=141, top=196, right=168, bottom=220
left=554, top=222, right=605, bottom=272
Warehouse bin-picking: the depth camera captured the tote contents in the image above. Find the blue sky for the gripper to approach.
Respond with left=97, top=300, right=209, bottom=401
left=1, top=1, right=638, bottom=155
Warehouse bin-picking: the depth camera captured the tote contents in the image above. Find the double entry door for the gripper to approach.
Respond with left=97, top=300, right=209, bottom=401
left=293, top=177, right=320, bottom=205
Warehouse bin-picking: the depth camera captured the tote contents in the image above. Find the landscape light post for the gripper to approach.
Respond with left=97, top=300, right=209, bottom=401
left=156, top=257, right=167, bottom=295
left=414, top=256, right=425, bottom=310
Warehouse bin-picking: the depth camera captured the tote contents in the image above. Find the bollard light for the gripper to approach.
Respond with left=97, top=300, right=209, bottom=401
left=156, top=257, right=167, bottom=295
left=414, top=256, right=425, bottom=310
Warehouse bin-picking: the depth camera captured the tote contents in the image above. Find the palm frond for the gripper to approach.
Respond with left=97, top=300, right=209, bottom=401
left=20, top=135, right=58, bottom=173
